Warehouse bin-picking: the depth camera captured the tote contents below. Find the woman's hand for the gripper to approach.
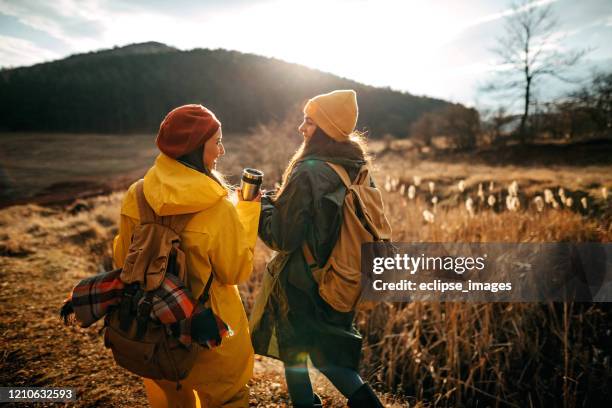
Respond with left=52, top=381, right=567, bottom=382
left=236, top=188, right=262, bottom=202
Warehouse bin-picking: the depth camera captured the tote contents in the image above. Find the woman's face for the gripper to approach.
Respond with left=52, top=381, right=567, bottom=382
left=203, top=128, right=225, bottom=170
left=298, top=115, right=317, bottom=142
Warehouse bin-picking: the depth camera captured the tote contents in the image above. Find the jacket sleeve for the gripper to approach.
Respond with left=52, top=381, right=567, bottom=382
left=208, top=200, right=260, bottom=285
left=258, top=167, right=313, bottom=252
left=112, top=213, right=137, bottom=269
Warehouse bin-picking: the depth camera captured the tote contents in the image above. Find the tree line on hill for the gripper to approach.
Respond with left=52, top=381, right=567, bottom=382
left=0, top=43, right=448, bottom=138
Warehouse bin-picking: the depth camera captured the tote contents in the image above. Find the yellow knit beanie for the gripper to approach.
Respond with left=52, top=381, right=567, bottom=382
left=304, top=89, right=358, bottom=142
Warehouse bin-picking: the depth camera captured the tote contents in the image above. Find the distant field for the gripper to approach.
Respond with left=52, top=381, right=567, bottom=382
left=0, top=133, right=158, bottom=206
left=1, top=132, right=612, bottom=210
left=0, top=132, right=264, bottom=207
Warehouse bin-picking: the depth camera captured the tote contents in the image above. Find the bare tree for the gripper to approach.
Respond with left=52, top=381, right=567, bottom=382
left=439, top=105, right=481, bottom=150
left=410, top=105, right=481, bottom=150
left=486, top=0, right=586, bottom=143
left=409, top=112, right=436, bottom=147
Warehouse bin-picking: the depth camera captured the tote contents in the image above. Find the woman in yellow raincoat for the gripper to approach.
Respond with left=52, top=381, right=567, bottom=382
left=113, top=104, right=260, bottom=407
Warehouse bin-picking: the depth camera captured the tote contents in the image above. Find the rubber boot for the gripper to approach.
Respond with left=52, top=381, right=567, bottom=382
left=347, top=383, right=384, bottom=408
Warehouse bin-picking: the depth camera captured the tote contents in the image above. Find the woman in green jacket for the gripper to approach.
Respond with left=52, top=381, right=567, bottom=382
left=250, top=90, right=384, bottom=408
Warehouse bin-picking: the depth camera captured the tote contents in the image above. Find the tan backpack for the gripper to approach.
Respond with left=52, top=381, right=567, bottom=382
left=303, top=162, right=392, bottom=312
left=104, top=179, right=201, bottom=386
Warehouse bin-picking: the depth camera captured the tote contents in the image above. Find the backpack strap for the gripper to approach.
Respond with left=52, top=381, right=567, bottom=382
left=355, top=166, right=371, bottom=185
left=325, top=162, right=371, bottom=188
left=198, top=272, right=214, bottom=304
left=303, top=242, right=325, bottom=283
left=134, top=180, right=157, bottom=224
left=325, top=162, right=352, bottom=188
left=168, top=211, right=196, bottom=236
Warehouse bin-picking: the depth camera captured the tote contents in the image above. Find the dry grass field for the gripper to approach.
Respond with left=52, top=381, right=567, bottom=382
left=1, top=131, right=611, bottom=407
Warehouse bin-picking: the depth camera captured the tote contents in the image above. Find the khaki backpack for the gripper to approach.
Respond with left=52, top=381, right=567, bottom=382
left=104, top=179, right=202, bottom=386
left=303, top=162, right=392, bottom=312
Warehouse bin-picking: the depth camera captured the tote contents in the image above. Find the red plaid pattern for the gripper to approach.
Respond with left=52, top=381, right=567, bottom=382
left=70, top=268, right=125, bottom=327
left=151, top=274, right=195, bottom=324
left=66, top=270, right=232, bottom=348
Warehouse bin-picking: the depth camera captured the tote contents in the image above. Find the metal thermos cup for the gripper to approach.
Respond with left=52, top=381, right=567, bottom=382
left=240, top=168, right=264, bottom=201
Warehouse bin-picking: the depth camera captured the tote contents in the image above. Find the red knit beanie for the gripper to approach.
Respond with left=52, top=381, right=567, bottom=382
left=155, top=104, right=221, bottom=158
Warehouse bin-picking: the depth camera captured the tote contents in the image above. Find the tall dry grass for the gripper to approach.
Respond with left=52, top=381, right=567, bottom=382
left=352, top=192, right=611, bottom=407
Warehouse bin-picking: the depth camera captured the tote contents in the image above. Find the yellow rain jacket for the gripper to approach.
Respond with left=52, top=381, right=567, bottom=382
left=113, top=153, right=260, bottom=407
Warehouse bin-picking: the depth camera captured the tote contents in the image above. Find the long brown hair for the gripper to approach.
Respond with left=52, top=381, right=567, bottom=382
left=275, top=127, right=370, bottom=198
left=177, top=145, right=231, bottom=191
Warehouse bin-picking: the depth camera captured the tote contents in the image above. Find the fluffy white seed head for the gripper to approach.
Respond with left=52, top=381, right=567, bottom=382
left=581, top=197, right=588, bottom=209
left=534, top=196, right=544, bottom=212
left=512, top=196, right=520, bottom=211
left=384, top=180, right=392, bottom=192
left=423, top=209, right=435, bottom=223
left=558, top=188, right=565, bottom=198
left=477, top=183, right=484, bottom=200
left=391, top=178, right=399, bottom=191
left=408, top=185, right=416, bottom=200
left=487, top=195, right=496, bottom=207
left=465, top=197, right=475, bottom=217
left=506, top=195, right=520, bottom=212
left=428, top=181, right=435, bottom=195
left=413, top=175, right=422, bottom=186
left=544, top=189, right=554, bottom=204
left=458, top=180, right=465, bottom=193
left=508, top=180, right=519, bottom=197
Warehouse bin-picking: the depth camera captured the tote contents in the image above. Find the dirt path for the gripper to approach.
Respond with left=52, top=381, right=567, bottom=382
left=0, top=197, right=401, bottom=407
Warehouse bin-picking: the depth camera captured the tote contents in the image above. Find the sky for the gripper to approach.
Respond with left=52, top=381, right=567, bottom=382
left=0, top=0, right=611, bottom=109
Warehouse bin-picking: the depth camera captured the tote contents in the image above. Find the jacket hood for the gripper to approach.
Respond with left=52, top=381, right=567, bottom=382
left=143, top=153, right=228, bottom=216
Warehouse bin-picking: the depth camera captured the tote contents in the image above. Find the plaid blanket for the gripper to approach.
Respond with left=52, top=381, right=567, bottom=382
left=69, top=268, right=125, bottom=327
left=62, top=268, right=231, bottom=348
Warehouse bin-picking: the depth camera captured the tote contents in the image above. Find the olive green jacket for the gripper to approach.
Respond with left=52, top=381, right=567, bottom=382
left=250, top=153, right=367, bottom=369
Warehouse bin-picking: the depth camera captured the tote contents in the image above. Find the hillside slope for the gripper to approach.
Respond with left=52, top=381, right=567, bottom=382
left=0, top=42, right=449, bottom=137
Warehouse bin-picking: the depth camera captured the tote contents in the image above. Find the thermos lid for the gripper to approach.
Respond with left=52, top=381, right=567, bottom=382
left=242, top=168, right=263, bottom=184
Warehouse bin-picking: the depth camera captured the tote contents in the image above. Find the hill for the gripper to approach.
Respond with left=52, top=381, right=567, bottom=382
left=0, top=42, right=449, bottom=137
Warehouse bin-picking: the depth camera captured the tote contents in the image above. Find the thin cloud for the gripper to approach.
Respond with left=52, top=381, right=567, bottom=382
left=0, top=34, right=60, bottom=67
left=0, top=0, right=105, bottom=48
